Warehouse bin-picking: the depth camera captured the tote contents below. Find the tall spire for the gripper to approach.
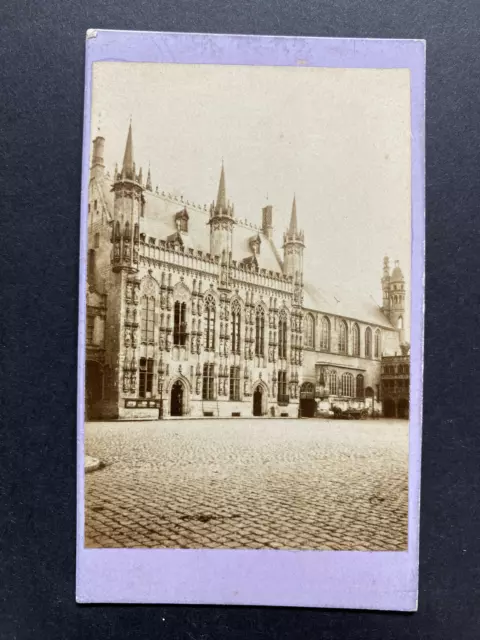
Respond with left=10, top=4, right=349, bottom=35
left=146, top=163, right=152, bottom=191
left=216, top=160, right=226, bottom=211
left=289, top=195, right=298, bottom=235
left=122, top=120, right=134, bottom=180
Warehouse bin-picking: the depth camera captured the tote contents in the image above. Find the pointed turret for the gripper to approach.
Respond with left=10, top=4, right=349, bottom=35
left=216, top=161, right=227, bottom=212
left=111, top=121, right=144, bottom=273
left=283, top=195, right=305, bottom=283
left=146, top=164, right=152, bottom=191
left=121, top=120, right=134, bottom=180
left=289, top=195, right=298, bottom=235
left=209, top=161, right=236, bottom=257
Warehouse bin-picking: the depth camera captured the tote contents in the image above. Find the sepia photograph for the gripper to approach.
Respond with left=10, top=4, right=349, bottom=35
left=83, top=60, right=412, bottom=553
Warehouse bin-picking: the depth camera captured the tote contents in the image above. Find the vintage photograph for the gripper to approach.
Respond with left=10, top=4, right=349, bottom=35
left=84, top=61, right=411, bottom=551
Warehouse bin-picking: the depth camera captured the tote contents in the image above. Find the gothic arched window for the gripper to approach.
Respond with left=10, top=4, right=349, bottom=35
left=365, top=327, right=372, bottom=358
left=374, top=329, right=381, bottom=358
left=320, top=316, right=330, bottom=351
left=305, top=313, right=315, bottom=349
left=141, top=296, right=155, bottom=344
left=352, top=323, right=360, bottom=356
left=173, top=301, right=187, bottom=346
left=255, top=306, right=265, bottom=357
left=341, top=372, right=354, bottom=397
left=356, top=374, right=364, bottom=398
left=231, top=300, right=241, bottom=355
left=338, top=320, right=348, bottom=354
left=204, top=295, right=216, bottom=351
left=278, top=310, right=288, bottom=359
left=328, top=370, right=337, bottom=395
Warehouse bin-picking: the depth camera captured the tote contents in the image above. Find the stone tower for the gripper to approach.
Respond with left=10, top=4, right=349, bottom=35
left=282, top=195, right=305, bottom=284
left=388, top=260, right=406, bottom=342
left=111, top=121, right=143, bottom=274
left=208, top=162, right=236, bottom=258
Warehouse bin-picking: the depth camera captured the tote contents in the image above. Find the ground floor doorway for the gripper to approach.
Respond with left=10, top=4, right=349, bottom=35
left=85, top=360, right=103, bottom=419
left=397, top=397, right=409, bottom=419
left=253, top=386, right=263, bottom=416
left=299, top=382, right=316, bottom=417
left=383, top=397, right=396, bottom=418
left=170, top=380, right=185, bottom=416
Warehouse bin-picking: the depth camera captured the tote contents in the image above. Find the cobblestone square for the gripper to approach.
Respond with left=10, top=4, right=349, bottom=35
left=84, top=418, right=408, bottom=551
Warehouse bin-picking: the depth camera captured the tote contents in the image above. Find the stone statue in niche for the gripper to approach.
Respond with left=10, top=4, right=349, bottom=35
left=166, top=334, right=172, bottom=351
left=196, top=377, right=201, bottom=395
left=133, top=286, right=139, bottom=304
left=126, top=283, right=133, bottom=302
left=124, top=328, right=131, bottom=347
left=131, top=331, right=137, bottom=348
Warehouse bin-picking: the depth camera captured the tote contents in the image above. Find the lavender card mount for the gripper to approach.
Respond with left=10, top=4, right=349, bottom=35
left=77, top=30, right=425, bottom=611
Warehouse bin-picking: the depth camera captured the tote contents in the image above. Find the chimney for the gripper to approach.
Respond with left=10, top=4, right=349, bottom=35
left=92, top=136, right=105, bottom=169
left=262, top=205, right=273, bottom=239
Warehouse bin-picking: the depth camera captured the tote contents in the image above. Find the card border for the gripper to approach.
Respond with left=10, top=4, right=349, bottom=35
left=76, top=30, right=425, bottom=611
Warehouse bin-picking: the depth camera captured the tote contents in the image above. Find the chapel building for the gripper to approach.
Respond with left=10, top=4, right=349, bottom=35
left=85, top=123, right=408, bottom=420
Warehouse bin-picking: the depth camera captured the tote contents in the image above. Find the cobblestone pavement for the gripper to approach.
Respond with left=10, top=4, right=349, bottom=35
left=84, top=419, right=408, bottom=551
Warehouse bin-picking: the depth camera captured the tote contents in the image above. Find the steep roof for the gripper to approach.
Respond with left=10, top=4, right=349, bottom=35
left=303, top=281, right=393, bottom=328
left=91, top=172, right=393, bottom=329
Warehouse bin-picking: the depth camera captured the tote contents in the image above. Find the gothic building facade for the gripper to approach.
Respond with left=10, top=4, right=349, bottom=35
left=85, top=124, right=409, bottom=420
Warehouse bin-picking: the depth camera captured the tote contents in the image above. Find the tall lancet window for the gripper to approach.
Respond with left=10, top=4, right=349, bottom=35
left=255, top=307, right=265, bottom=356
left=173, top=301, right=187, bottom=346
left=231, top=301, right=241, bottom=354
left=356, top=374, right=365, bottom=398
left=374, top=329, right=381, bottom=358
left=352, top=323, right=360, bottom=356
left=341, top=372, right=354, bottom=397
left=204, top=295, right=216, bottom=351
left=279, top=310, right=288, bottom=359
left=305, top=314, right=315, bottom=349
left=365, top=327, right=372, bottom=358
left=320, top=316, right=330, bottom=351
left=141, top=296, right=155, bottom=344
left=338, top=320, right=348, bottom=354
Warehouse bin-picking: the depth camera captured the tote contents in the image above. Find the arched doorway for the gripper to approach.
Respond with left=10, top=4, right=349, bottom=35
left=253, top=385, right=264, bottom=416
left=383, top=397, right=396, bottom=418
left=170, top=380, right=184, bottom=417
left=397, top=397, right=409, bottom=419
left=299, top=382, right=316, bottom=418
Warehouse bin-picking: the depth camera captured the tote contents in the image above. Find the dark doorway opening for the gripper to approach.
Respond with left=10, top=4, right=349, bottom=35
left=253, top=386, right=263, bottom=416
left=85, top=360, right=103, bottom=419
left=397, top=397, right=409, bottom=419
left=299, top=382, right=316, bottom=417
left=170, top=381, right=184, bottom=416
left=300, top=398, right=317, bottom=418
left=383, top=397, right=396, bottom=418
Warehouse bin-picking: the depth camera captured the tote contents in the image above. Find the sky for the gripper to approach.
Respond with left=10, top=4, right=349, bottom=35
left=91, top=61, right=411, bottom=309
